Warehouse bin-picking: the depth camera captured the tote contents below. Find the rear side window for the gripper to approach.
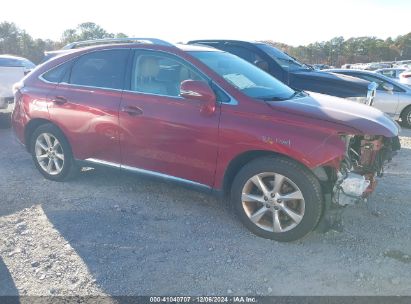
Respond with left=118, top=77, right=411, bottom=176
left=42, top=61, right=72, bottom=83
left=69, top=49, right=129, bottom=90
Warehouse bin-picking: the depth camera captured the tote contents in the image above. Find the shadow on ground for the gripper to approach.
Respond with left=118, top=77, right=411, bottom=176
left=0, top=257, right=19, bottom=298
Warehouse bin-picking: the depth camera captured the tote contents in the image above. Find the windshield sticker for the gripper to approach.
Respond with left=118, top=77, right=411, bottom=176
left=223, top=74, right=255, bottom=89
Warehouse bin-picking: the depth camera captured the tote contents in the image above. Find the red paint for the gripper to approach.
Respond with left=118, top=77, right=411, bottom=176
left=11, top=43, right=399, bottom=190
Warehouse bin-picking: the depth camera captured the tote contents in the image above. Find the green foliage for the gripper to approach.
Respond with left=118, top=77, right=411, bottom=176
left=61, top=22, right=114, bottom=44
left=263, top=34, right=411, bottom=67
left=0, top=22, right=52, bottom=63
left=0, top=20, right=409, bottom=67
left=0, top=21, right=129, bottom=64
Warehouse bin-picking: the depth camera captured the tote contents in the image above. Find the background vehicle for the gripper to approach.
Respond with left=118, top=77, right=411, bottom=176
left=313, top=64, right=331, bottom=70
left=12, top=39, right=400, bottom=242
left=0, top=55, right=35, bottom=126
left=375, top=68, right=407, bottom=79
left=188, top=40, right=377, bottom=105
left=328, top=69, right=411, bottom=128
left=399, top=70, right=411, bottom=87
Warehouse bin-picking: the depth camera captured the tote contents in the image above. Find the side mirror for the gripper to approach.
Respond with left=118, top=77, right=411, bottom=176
left=180, top=80, right=216, bottom=114
left=382, top=83, right=394, bottom=93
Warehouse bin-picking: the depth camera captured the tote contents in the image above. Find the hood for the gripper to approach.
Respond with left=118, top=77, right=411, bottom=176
left=289, top=70, right=372, bottom=99
left=266, top=92, right=399, bottom=137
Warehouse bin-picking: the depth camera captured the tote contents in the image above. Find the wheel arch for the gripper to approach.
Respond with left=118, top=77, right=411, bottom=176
left=221, top=150, right=316, bottom=197
left=24, top=119, right=67, bottom=152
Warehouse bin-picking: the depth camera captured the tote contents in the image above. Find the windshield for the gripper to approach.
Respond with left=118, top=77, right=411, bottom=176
left=256, top=44, right=309, bottom=71
left=189, top=51, right=296, bottom=101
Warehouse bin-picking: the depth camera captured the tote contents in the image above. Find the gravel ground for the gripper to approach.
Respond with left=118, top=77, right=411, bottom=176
left=0, top=124, right=411, bottom=297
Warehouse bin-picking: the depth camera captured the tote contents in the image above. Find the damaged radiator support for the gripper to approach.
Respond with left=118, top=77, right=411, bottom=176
left=333, top=135, right=396, bottom=206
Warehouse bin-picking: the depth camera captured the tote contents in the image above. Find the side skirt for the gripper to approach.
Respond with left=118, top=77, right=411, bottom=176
left=76, top=158, right=222, bottom=196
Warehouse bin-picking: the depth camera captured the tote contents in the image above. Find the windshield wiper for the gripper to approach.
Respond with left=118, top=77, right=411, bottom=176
left=258, top=96, right=288, bottom=101
left=288, top=90, right=306, bottom=99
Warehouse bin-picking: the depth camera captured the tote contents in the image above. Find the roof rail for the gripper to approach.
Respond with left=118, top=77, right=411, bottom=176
left=62, top=38, right=174, bottom=50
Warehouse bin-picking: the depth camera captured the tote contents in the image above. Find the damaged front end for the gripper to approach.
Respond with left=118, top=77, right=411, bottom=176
left=333, top=135, right=401, bottom=206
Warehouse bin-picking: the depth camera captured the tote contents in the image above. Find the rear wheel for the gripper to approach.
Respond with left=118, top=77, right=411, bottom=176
left=231, top=157, right=323, bottom=242
left=401, top=107, right=411, bottom=128
left=30, top=124, right=79, bottom=181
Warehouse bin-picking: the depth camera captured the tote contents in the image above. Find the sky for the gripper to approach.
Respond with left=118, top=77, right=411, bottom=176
left=1, top=0, right=410, bottom=46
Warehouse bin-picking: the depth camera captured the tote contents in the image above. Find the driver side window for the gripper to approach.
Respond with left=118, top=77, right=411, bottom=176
left=130, top=51, right=205, bottom=97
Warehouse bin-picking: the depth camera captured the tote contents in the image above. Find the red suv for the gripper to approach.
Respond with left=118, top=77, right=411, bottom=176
left=12, top=39, right=400, bottom=241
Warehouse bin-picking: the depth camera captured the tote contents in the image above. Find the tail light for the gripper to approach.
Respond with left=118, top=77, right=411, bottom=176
left=401, top=73, right=411, bottom=78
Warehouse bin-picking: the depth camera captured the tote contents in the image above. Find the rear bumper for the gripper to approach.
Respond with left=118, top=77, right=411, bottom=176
left=0, top=97, right=14, bottom=114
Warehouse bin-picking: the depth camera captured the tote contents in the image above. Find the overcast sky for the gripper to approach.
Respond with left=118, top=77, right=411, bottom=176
left=2, top=0, right=410, bottom=46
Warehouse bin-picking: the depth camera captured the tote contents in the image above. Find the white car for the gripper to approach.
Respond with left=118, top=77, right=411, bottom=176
left=0, top=55, right=35, bottom=126
left=399, top=70, right=411, bottom=87
left=327, top=69, right=411, bottom=128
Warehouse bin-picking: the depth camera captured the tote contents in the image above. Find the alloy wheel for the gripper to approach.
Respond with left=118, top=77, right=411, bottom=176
left=241, top=172, right=305, bottom=233
left=34, top=133, right=65, bottom=175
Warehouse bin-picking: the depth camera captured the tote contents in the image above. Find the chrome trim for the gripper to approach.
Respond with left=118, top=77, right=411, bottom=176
left=123, top=89, right=184, bottom=100
left=84, top=158, right=211, bottom=189
left=121, top=165, right=211, bottom=189
left=59, top=82, right=124, bottom=93
left=85, top=158, right=121, bottom=168
left=39, top=72, right=124, bottom=93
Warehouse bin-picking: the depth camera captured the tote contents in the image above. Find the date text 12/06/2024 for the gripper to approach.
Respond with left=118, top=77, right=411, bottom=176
left=149, top=296, right=257, bottom=303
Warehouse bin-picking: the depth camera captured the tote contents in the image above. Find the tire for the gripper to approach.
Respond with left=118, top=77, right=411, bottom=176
left=30, top=123, right=79, bottom=181
left=401, top=106, right=411, bottom=128
left=231, top=156, right=323, bottom=242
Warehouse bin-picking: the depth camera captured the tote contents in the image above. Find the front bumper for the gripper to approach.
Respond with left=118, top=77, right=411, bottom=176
left=0, top=97, right=15, bottom=114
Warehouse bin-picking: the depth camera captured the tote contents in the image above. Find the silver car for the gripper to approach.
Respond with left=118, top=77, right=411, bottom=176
left=375, top=68, right=407, bottom=80
left=327, top=69, right=411, bottom=128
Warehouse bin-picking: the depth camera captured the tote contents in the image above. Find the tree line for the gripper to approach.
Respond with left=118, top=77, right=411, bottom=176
left=0, top=22, right=128, bottom=63
left=262, top=33, right=411, bottom=67
left=1, top=21, right=410, bottom=66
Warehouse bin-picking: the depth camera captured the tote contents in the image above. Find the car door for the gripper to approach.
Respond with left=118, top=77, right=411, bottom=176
left=350, top=73, right=400, bottom=117
left=119, top=50, right=220, bottom=187
left=47, top=49, right=130, bottom=164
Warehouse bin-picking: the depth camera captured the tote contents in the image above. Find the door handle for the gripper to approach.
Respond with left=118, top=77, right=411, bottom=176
left=51, top=96, right=67, bottom=105
left=121, top=105, right=143, bottom=116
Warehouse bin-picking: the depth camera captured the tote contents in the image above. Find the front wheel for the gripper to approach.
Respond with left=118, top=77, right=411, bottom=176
left=30, top=123, right=79, bottom=181
left=231, top=157, right=323, bottom=242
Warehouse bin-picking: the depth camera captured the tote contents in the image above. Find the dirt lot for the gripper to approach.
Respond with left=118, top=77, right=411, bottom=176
left=0, top=123, right=411, bottom=297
